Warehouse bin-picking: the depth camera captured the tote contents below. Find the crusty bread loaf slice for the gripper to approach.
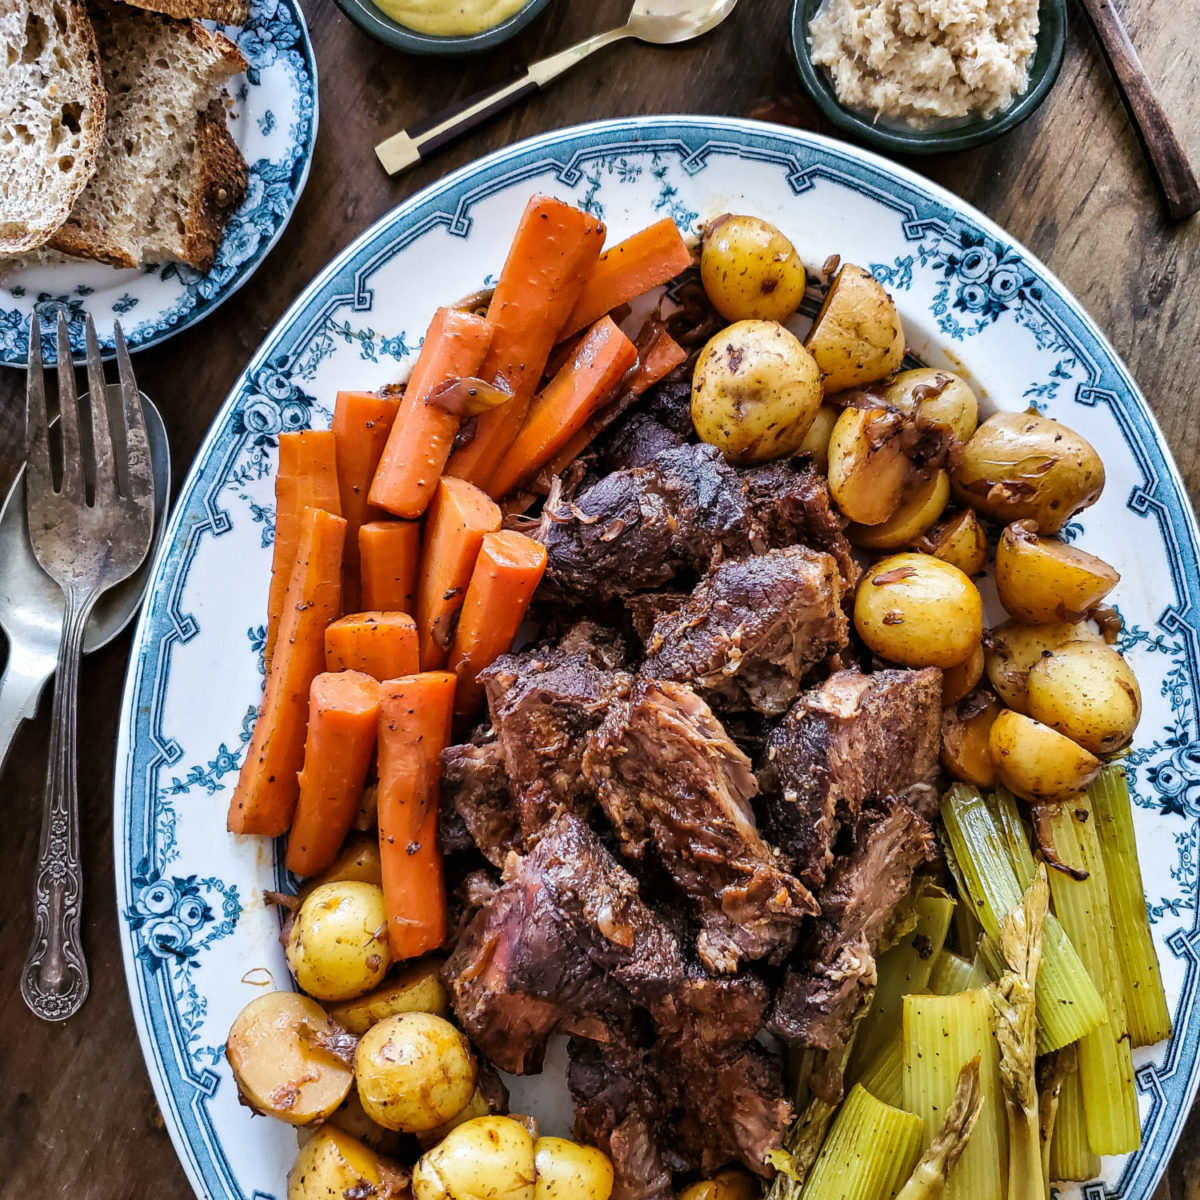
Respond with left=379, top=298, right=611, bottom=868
left=0, top=0, right=107, bottom=255
left=112, top=0, right=250, bottom=26
left=48, top=1, right=247, bottom=269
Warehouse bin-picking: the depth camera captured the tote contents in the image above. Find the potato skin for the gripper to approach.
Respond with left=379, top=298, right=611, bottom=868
left=827, top=406, right=909, bottom=525
left=326, top=957, right=449, bottom=1035
left=952, top=411, right=1105, bottom=533
left=691, top=320, right=822, bottom=463
left=700, top=215, right=807, bottom=324
left=883, top=368, right=979, bottom=444
left=413, top=1116, right=536, bottom=1200
left=299, top=833, right=383, bottom=898
left=805, top=263, right=905, bottom=394
left=855, top=552, right=982, bottom=669
left=988, top=709, right=1102, bottom=803
left=288, top=1126, right=407, bottom=1200
left=285, top=881, right=391, bottom=1003
left=941, top=641, right=984, bottom=707
left=994, top=520, right=1119, bottom=623
left=795, top=402, right=840, bottom=474
left=533, top=1137, right=615, bottom=1200
left=941, top=691, right=1002, bottom=787
left=923, top=508, right=989, bottom=577
left=677, top=1170, right=762, bottom=1200
left=1026, top=641, right=1141, bottom=754
left=355, top=1012, right=477, bottom=1133
left=848, top=469, right=950, bottom=550
left=984, top=619, right=1102, bottom=712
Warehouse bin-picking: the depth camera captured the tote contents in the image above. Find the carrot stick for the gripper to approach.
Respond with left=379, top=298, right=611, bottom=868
left=447, top=531, right=547, bottom=717
left=325, top=611, right=419, bottom=681
left=265, top=432, right=341, bottom=673
left=368, top=309, right=493, bottom=519
left=415, top=477, right=501, bottom=669
left=377, top=672, right=456, bottom=960
left=488, top=316, right=638, bottom=499
left=284, top=670, right=380, bottom=878
left=560, top=217, right=693, bottom=339
left=444, top=196, right=605, bottom=493
left=229, top=507, right=347, bottom=837
left=359, top=520, right=420, bottom=614
left=333, top=389, right=402, bottom=611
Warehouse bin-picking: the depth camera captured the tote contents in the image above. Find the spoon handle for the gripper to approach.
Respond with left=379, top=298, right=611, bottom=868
left=0, top=639, right=53, bottom=778
left=376, top=28, right=626, bottom=175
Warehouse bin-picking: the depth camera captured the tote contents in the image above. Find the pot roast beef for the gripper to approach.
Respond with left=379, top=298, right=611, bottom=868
left=439, top=738, right=522, bottom=869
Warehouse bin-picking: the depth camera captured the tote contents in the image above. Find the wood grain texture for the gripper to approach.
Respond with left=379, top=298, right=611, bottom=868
left=0, top=0, right=1198, bottom=1195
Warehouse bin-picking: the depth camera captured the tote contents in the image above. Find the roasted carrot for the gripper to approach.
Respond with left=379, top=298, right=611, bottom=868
left=377, top=672, right=456, bottom=960
left=560, top=217, right=693, bottom=338
left=229, top=507, right=347, bottom=837
left=265, top=432, right=341, bottom=673
left=415, top=477, right=502, bottom=669
left=368, top=309, right=493, bottom=519
left=488, top=317, right=638, bottom=499
left=447, top=531, right=547, bottom=716
left=444, top=195, right=605, bottom=493
left=284, top=670, right=380, bottom=878
left=359, top=520, right=420, bottom=614
left=325, top=611, right=419, bottom=681
left=333, top=389, right=402, bottom=611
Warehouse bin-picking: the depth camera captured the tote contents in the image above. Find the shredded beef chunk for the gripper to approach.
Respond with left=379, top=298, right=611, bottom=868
left=757, top=667, right=942, bottom=889
left=584, top=679, right=816, bottom=973
left=598, top=412, right=688, bottom=474
left=440, top=739, right=521, bottom=869
left=445, top=814, right=685, bottom=1074
left=536, top=443, right=853, bottom=602
left=768, top=796, right=936, bottom=1052
left=640, top=546, right=849, bottom=715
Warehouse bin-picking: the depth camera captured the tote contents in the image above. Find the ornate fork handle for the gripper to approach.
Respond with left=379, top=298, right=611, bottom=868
left=21, top=584, right=97, bottom=1022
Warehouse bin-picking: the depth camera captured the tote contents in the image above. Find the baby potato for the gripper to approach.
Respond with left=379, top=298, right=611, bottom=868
left=299, top=833, right=383, bottom=898
left=413, top=1116, right=536, bottom=1200
left=285, top=881, right=391, bottom=1003
left=355, top=1012, right=477, bottom=1133
left=805, top=263, right=906, bottom=394
left=984, top=619, right=1102, bottom=712
left=882, top=368, right=979, bottom=444
left=854, top=552, right=983, bottom=669
left=1026, top=641, right=1141, bottom=754
left=418, top=1086, right=493, bottom=1150
left=678, top=1169, right=762, bottom=1200
left=226, top=991, right=354, bottom=1125
left=827, top=406, right=909, bottom=525
left=691, top=320, right=822, bottom=463
left=329, top=1090, right=406, bottom=1157
left=795, top=403, right=840, bottom=474
left=534, top=1137, right=615, bottom=1200
left=848, top=469, right=950, bottom=550
left=994, top=520, right=1119, bottom=623
left=923, top=508, right=988, bottom=577
left=952, top=411, right=1105, bottom=533
left=288, top=1127, right=408, bottom=1200
left=326, top=957, right=449, bottom=1035
left=988, top=709, right=1102, bottom=803
left=700, top=215, right=807, bottom=324
left=941, top=691, right=1003, bottom=788
left=942, top=641, right=984, bottom=707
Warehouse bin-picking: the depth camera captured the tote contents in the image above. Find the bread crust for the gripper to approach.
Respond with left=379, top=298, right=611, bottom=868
left=111, top=0, right=249, bottom=24
left=176, top=98, right=250, bottom=272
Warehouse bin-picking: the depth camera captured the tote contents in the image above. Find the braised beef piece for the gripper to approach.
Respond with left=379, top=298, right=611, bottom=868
left=640, top=545, right=849, bottom=715
left=643, top=377, right=696, bottom=438
left=481, top=626, right=632, bottom=844
left=757, top=667, right=942, bottom=890
left=768, top=796, right=936, bottom=1053
left=535, top=443, right=853, bottom=603
left=625, top=590, right=688, bottom=646
left=440, top=739, right=521, bottom=869
left=584, top=679, right=816, bottom=973
left=445, top=814, right=685, bottom=1074
left=599, top=412, right=687, bottom=473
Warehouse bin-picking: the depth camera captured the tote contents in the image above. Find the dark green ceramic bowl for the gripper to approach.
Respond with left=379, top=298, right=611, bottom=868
left=333, top=0, right=551, bottom=55
left=790, top=0, right=1066, bottom=155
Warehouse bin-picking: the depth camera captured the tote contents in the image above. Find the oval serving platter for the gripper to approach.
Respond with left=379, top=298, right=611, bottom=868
left=115, top=116, right=1200, bottom=1200
left=0, top=0, right=317, bottom=366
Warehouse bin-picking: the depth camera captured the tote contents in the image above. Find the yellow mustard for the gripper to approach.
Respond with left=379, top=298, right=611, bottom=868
left=374, top=0, right=531, bottom=36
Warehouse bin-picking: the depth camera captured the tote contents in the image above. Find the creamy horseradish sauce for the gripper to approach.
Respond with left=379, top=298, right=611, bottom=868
left=374, top=0, right=530, bottom=35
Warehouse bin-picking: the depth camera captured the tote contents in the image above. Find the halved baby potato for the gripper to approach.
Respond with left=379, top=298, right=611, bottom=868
left=941, top=690, right=1003, bottom=788
left=848, top=469, right=950, bottom=550
left=827, top=406, right=909, bottom=526
left=805, top=263, right=905, bottom=394
left=941, top=641, right=985, bottom=707
left=923, top=508, right=989, bottom=577
left=988, top=709, right=1102, bottom=803
left=795, top=402, right=840, bottom=474
left=288, top=1126, right=408, bottom=1200
left=325, top=956, right=449, bottom=1035
left=299, top=832, right=383, bottom=897
left=984, top=619, right=1102, bottom=712
left=995, top=520, right=1119, bottom=623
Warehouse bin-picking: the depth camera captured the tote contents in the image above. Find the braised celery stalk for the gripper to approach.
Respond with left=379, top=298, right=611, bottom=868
left=799, top=1085, right=924, bottom=1200
left=1047, top=1060, right=1099, bottom=1183
left=992, top=785, right=1038, bottom=887
left=903, top=989, right=1007, bottom=1200
left=858, top=1032, right=904, bottom=1109
left=940, top=784, right=1105, bottom=1051
left=928, top=950, right=988, bottom=995
left=1043, top=800, right=1141, bottom=1156
left=894, top=1058, right=984, bottom=1200
left=1088, top=766, right=1172, bottom=1047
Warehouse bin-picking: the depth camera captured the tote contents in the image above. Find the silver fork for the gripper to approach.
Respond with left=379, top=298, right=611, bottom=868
left=21, top=313, right=156, bottom=1022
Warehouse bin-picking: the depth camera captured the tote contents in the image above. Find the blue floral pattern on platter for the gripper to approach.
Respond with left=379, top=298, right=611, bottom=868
left=0, top=0, right=316, bottom=365
left=114, top=118, right=1200, bottom=1200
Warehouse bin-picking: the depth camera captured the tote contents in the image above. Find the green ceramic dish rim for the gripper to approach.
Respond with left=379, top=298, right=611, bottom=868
left=332, top=0, right=552, bottom=55
left=790, top=0, right=1067, bottom=155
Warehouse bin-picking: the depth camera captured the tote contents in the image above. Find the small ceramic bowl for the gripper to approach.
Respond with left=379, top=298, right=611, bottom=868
left=790, top=0, right=1067, bottom=155
left=334, top=0, right=551, bottom=55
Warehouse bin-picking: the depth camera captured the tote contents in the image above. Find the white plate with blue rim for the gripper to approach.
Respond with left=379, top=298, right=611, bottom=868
left=0, top=0, right=316, bottom=366
left=114, top=116, right=1200, bottom=1200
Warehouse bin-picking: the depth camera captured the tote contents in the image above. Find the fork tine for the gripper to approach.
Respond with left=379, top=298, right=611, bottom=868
left=113, top=322, right=153, bottom=512
left=25, top=315, right=53, bottom=494
left=84, top=316, right=117, bottom=499
left=55, top=312, right=84, bottom=501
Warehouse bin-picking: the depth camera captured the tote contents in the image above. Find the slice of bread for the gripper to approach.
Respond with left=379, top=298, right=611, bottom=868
left=0, top=0, right=107, bottom=255
left=48, top=1, right=247, bottom=269
left=113, top=0, right=250, bottom=26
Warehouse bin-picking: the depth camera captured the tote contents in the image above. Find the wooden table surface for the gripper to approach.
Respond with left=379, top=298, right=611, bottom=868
left=1, top=0, right=1198, bottom=1195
